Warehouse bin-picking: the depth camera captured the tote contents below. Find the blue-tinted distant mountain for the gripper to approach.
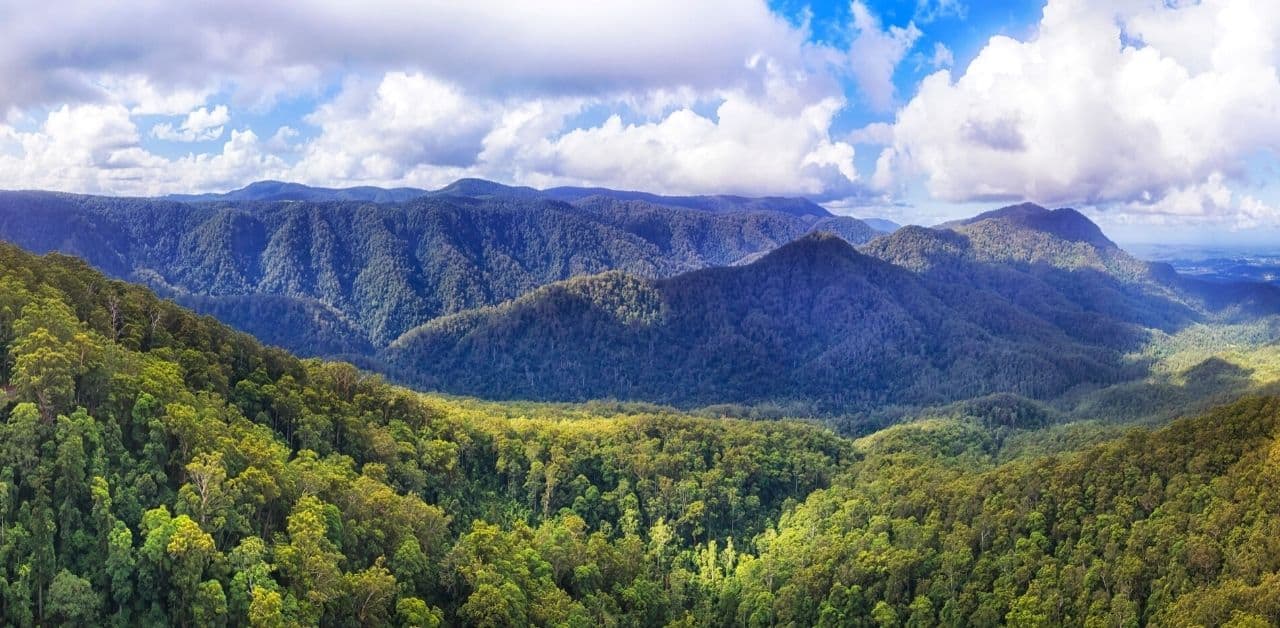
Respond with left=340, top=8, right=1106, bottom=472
left=539, top=185, right=832, bottom=217
left=164, top=180, right=429, bottom=203
left=428, top=177, right=544, bottom=200
left=945, top=202, right=1114, bottom=248
left=861, top=217, right=901, bottom=233
left=421, top=177, right=834, bottom=216
left=168, top=177, right=836, bottom=218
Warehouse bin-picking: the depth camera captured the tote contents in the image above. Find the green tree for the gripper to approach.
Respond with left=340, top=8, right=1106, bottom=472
left=274, top=496, right=344, bottom=623
left=46, top=570, right=99, bottom=626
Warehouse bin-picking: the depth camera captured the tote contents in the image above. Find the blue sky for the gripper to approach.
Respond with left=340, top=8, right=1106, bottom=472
left=0, top=0, right=1278, bottom=244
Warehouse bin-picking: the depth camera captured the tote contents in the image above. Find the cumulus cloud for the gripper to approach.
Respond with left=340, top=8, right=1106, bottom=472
left=1108, top=172, right=1280, bottom=229
left=848, top=1, right=922, bottom=112
left=0, top=104, right=147, bottom=192
left=284, top=69, right=861, bottom=197
left=0, top=105, right=285, bottom=195
left=886, top=0, right=1280, bottom=224
left=0, top=0, right=820, bottom=112
left=290, top=72, right=507, bottom=184
left=536, top=95, right=858, bottom=197
left=152, top=105, right=231, bottom=142
left=0, top=0, right=899, bottom=201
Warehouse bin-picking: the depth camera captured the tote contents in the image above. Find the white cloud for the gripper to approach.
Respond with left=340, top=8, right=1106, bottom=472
left=151, top=105, right=231, bottom=142
left=0, top=0, right=865, bottom=200
left=170, top=129, right=290, bottom=192
left=286, top=70, right=861, bottom=197
left=98, top=75, right=214, bottom=115
left=1107, top=172, right=1280, bottom=229
left=887, top=0, right=1280, bottom=222
left=928, top=42, right=954, bottom=69
left=265, top=126, right=300, bottom=153
left=0, top=0, right=820, bottom=111
left=914, top=0, right=966, bottom=24
left=848, top=1, right=921, bottom=112
left=290, top=73, right=503, bottom=184
left=0, top=104, right=148, bottom=192
left=538, top=95, right=858, bottom=197
left=0, top=105, right=285, bottom=195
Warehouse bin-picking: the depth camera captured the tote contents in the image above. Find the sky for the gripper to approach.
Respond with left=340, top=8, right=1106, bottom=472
left=1, top=0, right=1278, bottom=244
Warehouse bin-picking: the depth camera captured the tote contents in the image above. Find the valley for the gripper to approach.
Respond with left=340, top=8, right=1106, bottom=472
left=3, top=183, right=1280, bottom=626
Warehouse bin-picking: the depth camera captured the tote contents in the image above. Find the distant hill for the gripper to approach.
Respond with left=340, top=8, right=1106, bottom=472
left=861, top=217, right=902, bottom=233
left=540, top=186, right=831, bottom=217
left=0, top=188, right=876, bottom=355
left=164, top=180, right=429, bottom=203
left=166, top=178, right=836, bottom=217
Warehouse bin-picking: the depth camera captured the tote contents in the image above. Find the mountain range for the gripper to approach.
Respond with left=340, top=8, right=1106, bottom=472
left=0, top=182, right=879, bottom=354
left=3, top=180, right=1278, bottom=420
left=386, top=202, right=1276, bottom=416
left=9, top=208, right=1280, bottom=626
left=161, top=178, right=853, bottom=219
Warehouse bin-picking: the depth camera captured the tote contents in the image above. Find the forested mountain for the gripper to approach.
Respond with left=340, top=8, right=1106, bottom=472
left=7, top=238, right=1280, bottom=625
left=0, top=241, right=852, bottom=626
left=0, top=188, right=876, bottom=354
left=385, top=204, right=1280, bottom=416
left=164, top=178, right=835, bottom=218
left=696, top=395, right=1280, bottom=627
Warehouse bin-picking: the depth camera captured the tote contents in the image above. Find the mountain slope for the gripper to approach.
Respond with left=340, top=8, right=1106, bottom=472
left=166, top=177, right=836, bottom=217
left=0, top=189, right=877, bottom=354
left=0, top=240, right=857, bottom=626
left=384, top=204, right=1280, bottom=415
left=385, top=232, right=1143, bottom=415
left=727, top=395, right=1280, bottom=627
left=13, top=223, right=1280, bottom=626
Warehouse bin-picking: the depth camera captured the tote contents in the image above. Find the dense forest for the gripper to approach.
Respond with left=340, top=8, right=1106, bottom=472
left=386, top=207, right=1280, bottom=416
left=0, top=242, right=852, bottom=626
left=0, top=185, right=876, bottom=355
left=163, top=178, right=841, bottom=218
left=16, top=184, right=1269, bottom=422
left=7, top=240, right=1280, bottom=625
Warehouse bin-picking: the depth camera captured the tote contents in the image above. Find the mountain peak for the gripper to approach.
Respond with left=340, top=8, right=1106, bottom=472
left=432, top=178, right=541, bottom=199
left=954, top=202, right=1114, bottom=248
left=756, top=230, right=866, bottom=268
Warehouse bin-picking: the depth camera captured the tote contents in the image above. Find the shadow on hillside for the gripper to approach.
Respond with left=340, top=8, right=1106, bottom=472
left=1054, top=356, right=1280, bottom=426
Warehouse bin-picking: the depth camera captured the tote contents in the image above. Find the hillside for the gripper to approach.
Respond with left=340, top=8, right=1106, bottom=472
left=385, top=231, right=1146, bottom=417
left=164, top=178, right=836, bottom=218
left=385, top=205, right=1280, bottom=417
left=7, top=239, right=1280, bottom=625
left=0, top=189, right=877, bottom=354
left=0, top=241, right=853, bottom=626
left=707, top=395, right=1280, bottom=626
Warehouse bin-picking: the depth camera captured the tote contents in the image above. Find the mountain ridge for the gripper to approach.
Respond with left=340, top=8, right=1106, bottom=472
left=0, top=188, right=878, bottom=355
left=383, top=204, right=1280, bottom=415
left=160, top=177, right=836, bottom=217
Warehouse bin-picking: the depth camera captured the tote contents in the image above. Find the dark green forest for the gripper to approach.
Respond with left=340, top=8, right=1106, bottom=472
left=0, top=186, right=874, bottom=355
left=7, top=186, right=1280, bottom=627
left=7, top=241, right=1280, bottom=626
left=386, top=206, right=1280, bottom=417
left=0, top=242, right=853, bottom=626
